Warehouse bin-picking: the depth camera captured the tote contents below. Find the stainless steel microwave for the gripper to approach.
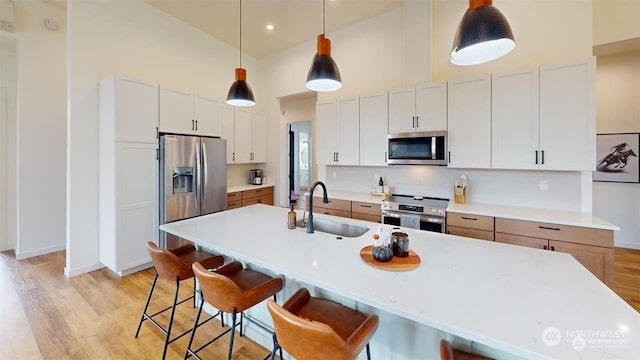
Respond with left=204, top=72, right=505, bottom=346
left=387, top=131, right=447, bottom=165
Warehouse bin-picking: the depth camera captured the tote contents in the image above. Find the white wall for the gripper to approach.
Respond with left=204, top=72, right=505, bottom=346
left=66, top=0, right=259, bottom=276
left=0, top=33, right=18, bottom=252
left=11, top=1, right=66, bottom=258
left=593, top=0, right=640, bottom=46
left=593, top=51, right=640, bottom=249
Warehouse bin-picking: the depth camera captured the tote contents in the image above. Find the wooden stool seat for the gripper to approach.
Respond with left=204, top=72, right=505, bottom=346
left=440, top=339, right=494, bottom=360
left=267, top=288, right=379, bottom=360
left=135, top=242, right=224, bottom=360
left=185, top=261, right=283, bottom=360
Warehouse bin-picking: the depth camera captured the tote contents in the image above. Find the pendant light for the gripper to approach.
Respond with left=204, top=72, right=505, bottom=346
left=451, top=0, right=515, bottom=66
left=306, top=0, right=342, bottom=92
left=227, top=0, right=255, bottom=107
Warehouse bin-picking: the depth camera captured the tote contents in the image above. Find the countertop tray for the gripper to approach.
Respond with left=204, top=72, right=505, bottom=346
left=360, top=245, right=421, bottom=271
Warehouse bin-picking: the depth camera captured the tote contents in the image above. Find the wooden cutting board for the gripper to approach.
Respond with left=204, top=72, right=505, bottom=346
left=360, top=245, right=421, bottom=271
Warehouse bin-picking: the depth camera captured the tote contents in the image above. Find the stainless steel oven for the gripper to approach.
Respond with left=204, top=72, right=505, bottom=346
left=380, top=195, right=448, bottom=233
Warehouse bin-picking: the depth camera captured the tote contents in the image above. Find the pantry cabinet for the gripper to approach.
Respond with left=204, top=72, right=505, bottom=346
left=99, top=74, right=158, bottom=275
left=388, top=82, right=447, bottom=134
left=159, top=85, right=222, bottom=137
left=221, top=105, right=267, bottom=164
left=315, top=97, right=360, bottom=166
left=447, top=75, right=491, bottom=168
left=359, top=92, right=388, bottom=166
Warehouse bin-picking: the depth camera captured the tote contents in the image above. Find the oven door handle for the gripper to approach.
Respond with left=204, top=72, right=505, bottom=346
left=420, top=216, right=445, bottom=224
left=382, top=212, right=401, bottom=219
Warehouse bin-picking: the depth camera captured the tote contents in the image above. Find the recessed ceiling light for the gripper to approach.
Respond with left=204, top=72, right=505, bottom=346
left=266, top=24, right=274, bottom=31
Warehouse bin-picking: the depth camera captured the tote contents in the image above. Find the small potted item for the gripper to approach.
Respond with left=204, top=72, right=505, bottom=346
left=390, top=230, right=410, bottom=258
left=372, top=244, right=393, bottom=262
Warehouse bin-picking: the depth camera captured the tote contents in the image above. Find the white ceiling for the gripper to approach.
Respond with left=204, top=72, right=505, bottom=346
left=42, top=0, right=403, bottom=59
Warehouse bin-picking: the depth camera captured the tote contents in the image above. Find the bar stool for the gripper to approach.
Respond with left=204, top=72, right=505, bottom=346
left=440, top=339, right=493, bottom=360
left=267, top=288, right=379, bottom=360
left=135, top=242, right=225, bottom=360
left=185, top=261, right=284, bottom=360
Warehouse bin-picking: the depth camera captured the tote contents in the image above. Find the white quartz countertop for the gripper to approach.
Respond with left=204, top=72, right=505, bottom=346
left=160, top=205, right=638, bottom=359
left=305, top=189, right=389, bottom=204
left=227, top=184, right=274, bottom=193
left=447, top=202, right=620, bottom=231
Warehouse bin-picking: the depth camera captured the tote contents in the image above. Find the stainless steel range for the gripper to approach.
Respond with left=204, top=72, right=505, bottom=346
left=381, top=194, right=449, bottom=233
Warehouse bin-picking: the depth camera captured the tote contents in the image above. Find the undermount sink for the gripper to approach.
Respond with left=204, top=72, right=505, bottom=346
left=296, top=218, right=369, bottom=238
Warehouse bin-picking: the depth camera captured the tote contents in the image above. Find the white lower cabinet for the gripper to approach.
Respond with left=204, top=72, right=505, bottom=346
left=99, top=74, right=158, bottom=275
left=447, top=75, right=492, bottom=168
left=222, top=105, right=267, bottom=164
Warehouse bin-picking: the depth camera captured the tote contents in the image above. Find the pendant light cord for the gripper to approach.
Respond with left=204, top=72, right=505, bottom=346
left=322, top=0, right=325, bottom=35
left=239, top=0, right=242, bottom=68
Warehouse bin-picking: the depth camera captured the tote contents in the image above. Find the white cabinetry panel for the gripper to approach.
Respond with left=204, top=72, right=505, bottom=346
left=336, top=97, right=360, bottom=165
left=194, top=95, right=222, bottom=137
left=251, top=111, right=267, bottom=163
left=447, top=75, right=491, bottom=168
left=360, top=92, right=388, bottom=166
left=316, top=100, right=337, bottom=165
left=388, top=87, right=416, bottom=133
left=159, top=85, right=194, bottom=135
left=115, top=75, right=158, bottom=142
left=234, top=108, right=252, bottom=163
left=415, top=81, right=447, bottom=131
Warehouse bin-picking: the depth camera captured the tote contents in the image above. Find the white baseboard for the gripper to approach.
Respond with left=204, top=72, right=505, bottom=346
left=117, top=261, right=153, bottom=277
left=64, top=262, right=104, bottom=278
left=15, top=244, right=65, bottom=260
left=615, top=241, right=640, bottom=250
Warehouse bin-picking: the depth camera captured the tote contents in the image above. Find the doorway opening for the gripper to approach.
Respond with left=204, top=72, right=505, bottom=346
left=289, top=122, right=312, bottom=206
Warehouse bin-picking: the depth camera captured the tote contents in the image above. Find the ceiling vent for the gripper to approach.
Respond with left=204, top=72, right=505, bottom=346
left=0, top=0, right=14, bottom=32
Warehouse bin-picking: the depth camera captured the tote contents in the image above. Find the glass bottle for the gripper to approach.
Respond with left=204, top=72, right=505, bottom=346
left=288, top=204, right=297, bottom=229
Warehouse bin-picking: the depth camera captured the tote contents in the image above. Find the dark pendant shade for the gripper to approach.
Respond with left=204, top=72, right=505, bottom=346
left=306, top=34, right=342, bottom=92
left=226, top=67, right=255, bottom=107
left=451, top=1, right=515, bottom=66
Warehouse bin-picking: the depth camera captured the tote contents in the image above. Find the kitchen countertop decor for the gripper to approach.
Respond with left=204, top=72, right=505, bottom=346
left=160, top=204, right=639, bottom=360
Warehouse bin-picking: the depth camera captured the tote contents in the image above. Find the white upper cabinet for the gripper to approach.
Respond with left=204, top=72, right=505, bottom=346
left=251, top=111, right=267, bottom=163
left=336, top=97, right=360, bottom=166
left=539, top=58, right=595, bottom=171
left=316, top=100, right=338, bottom=165
left=389, top=82, right=447, bottom=133
left=159, top=85, right=222, bottom=137
left=106, top=74, right=158, bottom=143
left=222, top=105, right=267, bottom=164
left=359, top=92, right=388, bottom=166
left=447, top=75, right=492, bottom=168
left=492, top=68, right=540, bottom=169
left=315, top=97, right=359, bottom=166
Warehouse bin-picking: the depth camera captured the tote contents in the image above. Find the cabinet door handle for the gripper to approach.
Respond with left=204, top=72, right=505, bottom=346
left=535, top=150, right=538, bottom=165
left=256, top=189, right=262, bottom=193
left=538, top=226, right=561, bottom=231
left=384, top=151, right=387, bottom=163
left=156, top=126, right=159, bottom=139
left=232, top=152, right=235, bottom=161
left=543, top=245, right=548, bottom=250
left=360, top=204, right=372, bottom=208
left=461, top=216, right=477, bottom=221
left=541, top=150, right=545, bottom=165
left=412, top=116, right=416, bottom=128
left=550, top=246, right=555, bottom=251
left=155, top=148, right=159, bottom=160
left=415, top=116, right=419, bottom=128
left=192, top=119, right=195, bottom=130
left=195, top=120, right=198, bottom=131
left=336, top=152, right=339, bottom=162
left=448, top=151, right=451, bottom=164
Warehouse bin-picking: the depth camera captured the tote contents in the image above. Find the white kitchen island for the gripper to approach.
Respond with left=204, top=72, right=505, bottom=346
left=160, top=204, right=639, bottom=360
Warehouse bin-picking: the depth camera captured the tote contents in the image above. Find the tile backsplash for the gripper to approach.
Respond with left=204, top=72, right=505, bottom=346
left=322, top=165, right=587, bottom=212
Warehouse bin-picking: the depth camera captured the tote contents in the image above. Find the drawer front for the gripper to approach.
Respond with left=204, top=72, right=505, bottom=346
left=242, top=186, right=274, bottom=200
left=314, top=207, right=351, bottom=219
left=447, top=213, right=494, bottom=231
left=227, top=200, right=242, bottom=210
left=227, top=192, right=241, bottom=202
left=241, top=194, right=274, bottom=207
left=495, top=218, right=613, bottom=248
left=307, top=198, right=351, bottom=212
left=447, top=225, right=494, bottom=241
left=495, top=232, right=548, bottom=250
left=351, top=201, right=381, bottom=216
left=351, top=212, right=381, bottom=223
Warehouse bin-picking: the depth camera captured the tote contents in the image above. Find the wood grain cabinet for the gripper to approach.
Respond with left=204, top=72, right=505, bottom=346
left=351, top=201, right=381, bottom=223
left=227, top=186, right=274, bottom=209
left=495, top=218, right=613, bottom=286
left=446, top=212, right=495, bottom=241
left=308, top=198, right=352, bottom=218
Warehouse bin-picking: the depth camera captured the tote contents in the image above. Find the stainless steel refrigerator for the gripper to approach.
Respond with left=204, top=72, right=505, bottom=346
left=159, top=134, right=227, bottom=249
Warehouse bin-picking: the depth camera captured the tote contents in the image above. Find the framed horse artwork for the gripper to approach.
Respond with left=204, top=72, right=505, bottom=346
left=593, top=133, right=640, bottom=183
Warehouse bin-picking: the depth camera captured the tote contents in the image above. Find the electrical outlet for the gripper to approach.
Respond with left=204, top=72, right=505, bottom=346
left=540, top=180, right=549, bottom=191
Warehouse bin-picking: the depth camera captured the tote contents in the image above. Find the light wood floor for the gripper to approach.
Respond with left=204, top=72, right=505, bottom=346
left=0, top=250, right=272, bottom=359
left=1, top=248, right=638, bottom=359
